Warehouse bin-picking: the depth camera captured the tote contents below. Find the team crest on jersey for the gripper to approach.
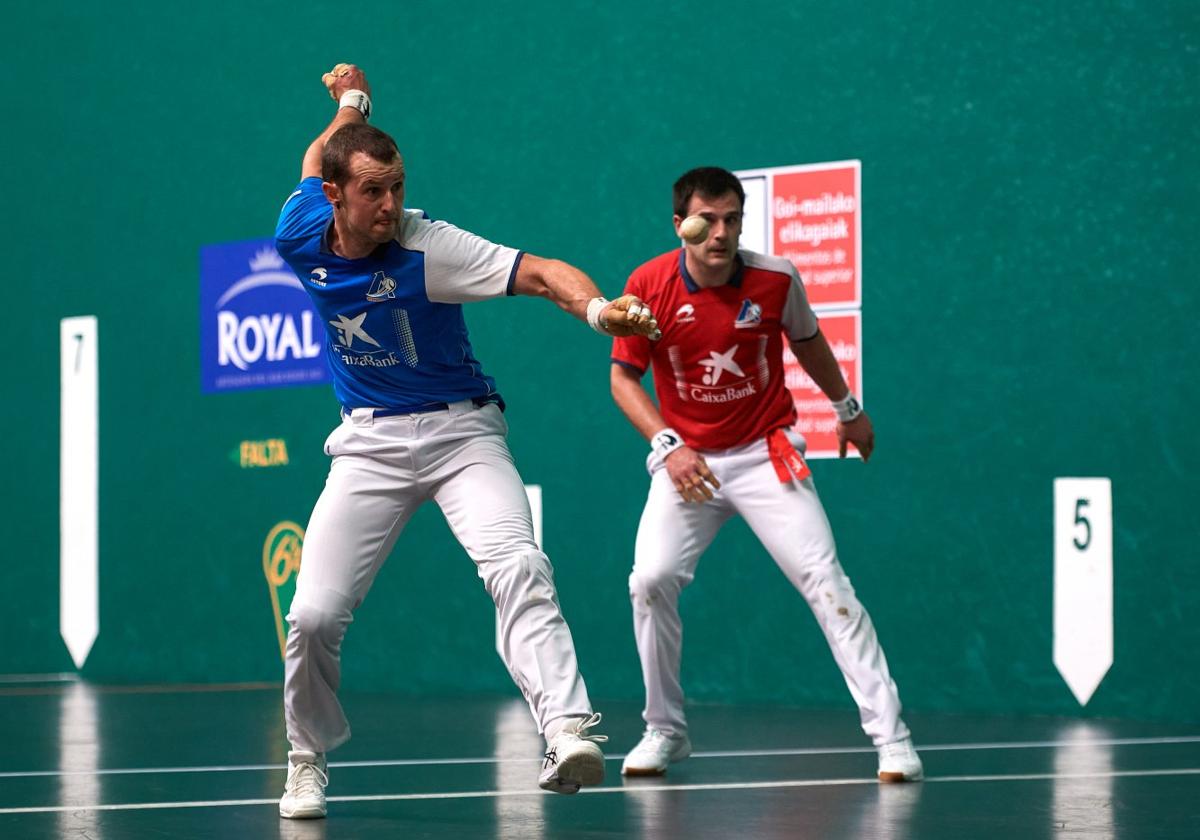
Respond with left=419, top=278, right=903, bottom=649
left=675, top=303, right=696, bottom=323
left=699, top=345, right=745, bottom=386
left=329, top=311, right=381, bottom=350
left=734, top=299, right=762, bottom=329
left=329, top=310, right=403, bottom=368
left=366, top=271, right=397, bottom=300
left=668, top=341, right=760, bottom=405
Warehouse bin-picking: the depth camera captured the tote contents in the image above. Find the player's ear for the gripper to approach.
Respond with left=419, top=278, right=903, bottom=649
left=322, top=181, right=342, bottom=209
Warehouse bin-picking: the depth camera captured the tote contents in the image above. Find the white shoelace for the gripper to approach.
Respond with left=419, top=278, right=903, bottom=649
left=567, top=712, right=609, bottom=744
left=287, top=761, right=329, bottom=799
left=644, top=728, right=670, bottom=744
left=635, top=727, right=683, bottom=753
left=544, top=712, right=609, bottom=768
left=878, top=739, right=914, bottom=760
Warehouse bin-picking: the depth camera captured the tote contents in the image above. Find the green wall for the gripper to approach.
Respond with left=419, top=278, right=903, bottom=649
left=3, top=0, right=1197, bottom=724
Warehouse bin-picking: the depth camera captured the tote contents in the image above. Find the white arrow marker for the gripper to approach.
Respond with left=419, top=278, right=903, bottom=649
left=60, top=316, right=99, bottom=669
left=1053, top=478, right=1113, bottom=706
left=524, top=484, right=543, bottom=552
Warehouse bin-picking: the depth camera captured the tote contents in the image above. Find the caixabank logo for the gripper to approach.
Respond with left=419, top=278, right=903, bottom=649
left=199, top=238, right=330, bottom=393
left=263, top=521, right=304, bottom=660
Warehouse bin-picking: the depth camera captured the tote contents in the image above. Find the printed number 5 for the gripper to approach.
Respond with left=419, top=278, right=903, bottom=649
left=1073, top=499, right=1092, bottom=551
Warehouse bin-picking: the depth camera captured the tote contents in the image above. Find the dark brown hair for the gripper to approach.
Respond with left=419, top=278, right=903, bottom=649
left=672, top=166, right=745, bottom=217
left=321, top=124, right=401, bottom=186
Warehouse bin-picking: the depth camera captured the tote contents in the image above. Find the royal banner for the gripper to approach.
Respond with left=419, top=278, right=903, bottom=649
left=199, top=238, right=330, bottom=393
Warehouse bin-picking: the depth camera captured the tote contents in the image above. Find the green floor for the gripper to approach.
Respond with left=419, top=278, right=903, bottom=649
left=1, top=679, right=1197, bottom=839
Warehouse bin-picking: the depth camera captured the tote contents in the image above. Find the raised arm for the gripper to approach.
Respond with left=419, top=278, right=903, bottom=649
left=300, top=64, right=372, bottom=180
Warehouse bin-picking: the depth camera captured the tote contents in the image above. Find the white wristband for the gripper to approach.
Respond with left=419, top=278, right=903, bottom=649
left=586, top=297, right=610, bottom=335
left=651, top=427, right=685, bottom=459
left=831, top=392, right=863, bottom=422
left=339, top=89, right=372, bottom=120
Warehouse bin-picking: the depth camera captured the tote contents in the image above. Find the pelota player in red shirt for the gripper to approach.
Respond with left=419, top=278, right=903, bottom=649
left=610, top=167, right=922, bottom=782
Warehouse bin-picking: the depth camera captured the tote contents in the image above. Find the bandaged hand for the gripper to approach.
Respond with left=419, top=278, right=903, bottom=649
left=321, top=63, right=370, bottom=100
left=601, top=294, right=662, bottom=339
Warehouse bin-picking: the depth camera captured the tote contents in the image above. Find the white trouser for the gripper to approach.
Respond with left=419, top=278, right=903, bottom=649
left=284, top=401, right=592, bottom=753
left=629, top=430, right=910, bottom=746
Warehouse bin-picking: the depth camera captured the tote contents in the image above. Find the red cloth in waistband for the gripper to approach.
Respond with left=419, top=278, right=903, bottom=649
left=767, top=428, right=811, bottom=484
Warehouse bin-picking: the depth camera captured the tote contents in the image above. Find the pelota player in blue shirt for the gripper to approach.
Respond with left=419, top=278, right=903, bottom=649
left=273, top=63, right=661, bottom=819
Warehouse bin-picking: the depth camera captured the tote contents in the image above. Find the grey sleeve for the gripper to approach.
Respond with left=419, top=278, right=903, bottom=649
left=781, top=264, right=820, bottom=340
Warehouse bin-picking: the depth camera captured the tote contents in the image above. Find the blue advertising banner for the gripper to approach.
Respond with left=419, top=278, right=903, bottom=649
left=199, top=239, right=329, bottom=393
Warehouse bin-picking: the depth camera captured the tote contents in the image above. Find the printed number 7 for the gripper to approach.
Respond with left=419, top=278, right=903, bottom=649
left=1073, top=498, right=1091, bottom=551
left=73, top=333, right=84, bottom=373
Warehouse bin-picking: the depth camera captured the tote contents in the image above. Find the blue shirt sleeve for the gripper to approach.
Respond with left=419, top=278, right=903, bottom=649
left=275, top=178, right=331, bottom=260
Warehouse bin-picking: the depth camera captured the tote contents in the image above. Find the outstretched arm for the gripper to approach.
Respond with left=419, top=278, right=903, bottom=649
left=789, top=330, right=875, bottom=461
left=512, top=255, right=661, bottom=339
left=299, top=64, right=372, bottom=180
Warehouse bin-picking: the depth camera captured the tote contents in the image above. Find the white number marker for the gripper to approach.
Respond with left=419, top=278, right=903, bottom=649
left=1053, top=478, right=1113, bottom=705
left=60, top=316, right=99, bottom=669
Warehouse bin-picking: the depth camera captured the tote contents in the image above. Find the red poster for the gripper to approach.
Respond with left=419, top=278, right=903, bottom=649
left=783, top=311, right=862, bottom=459
left=770, top=163, right=860, bottom=309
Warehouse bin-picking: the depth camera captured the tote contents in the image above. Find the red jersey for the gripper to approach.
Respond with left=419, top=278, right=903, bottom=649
left=612, top=249, right=820, bottom=451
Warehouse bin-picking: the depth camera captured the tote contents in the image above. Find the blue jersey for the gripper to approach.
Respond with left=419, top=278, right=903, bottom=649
left=275, top=178, right=519, bottom=412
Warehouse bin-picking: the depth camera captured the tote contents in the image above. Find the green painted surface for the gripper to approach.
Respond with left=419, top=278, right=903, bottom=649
left=3, top=685, right=1200, bottom=838
left=2, top=1, right=1197, bottom=722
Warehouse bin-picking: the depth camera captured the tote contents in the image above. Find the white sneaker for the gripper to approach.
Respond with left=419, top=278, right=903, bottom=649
left=279, top=750, right=328, bottom=819
left=539, top=712, right=609, bottom=794
left=621, top=728, right=692, bottom=776
left=877, top=738, right=923, bottom=782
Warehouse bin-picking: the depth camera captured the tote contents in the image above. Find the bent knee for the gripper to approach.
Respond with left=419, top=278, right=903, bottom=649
left=484, top=550, right=557, bottom=605
left=629, top=566, right=686, bottom=606
left=287, top=594, right=353, bottom=641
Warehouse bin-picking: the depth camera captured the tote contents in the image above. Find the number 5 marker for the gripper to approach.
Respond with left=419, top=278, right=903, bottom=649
left=1053, top=477, right=1113, bottom=705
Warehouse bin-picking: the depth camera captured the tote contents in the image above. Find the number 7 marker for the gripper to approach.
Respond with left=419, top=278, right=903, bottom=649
left=60, top=316, right=98, bottom=669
